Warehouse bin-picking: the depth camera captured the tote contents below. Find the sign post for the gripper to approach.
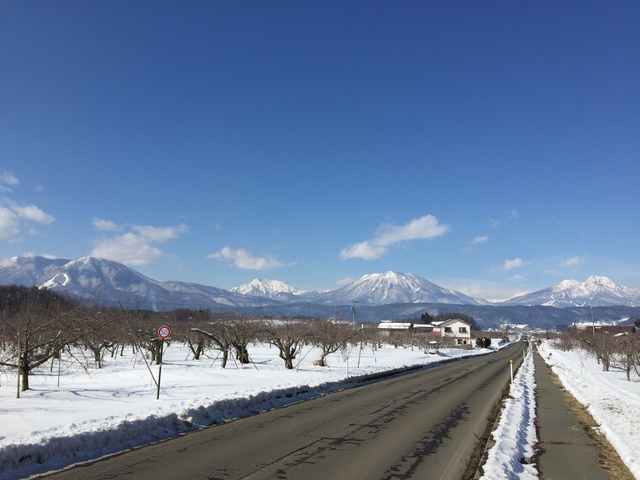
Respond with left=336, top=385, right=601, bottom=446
left=157, top=325, right=171, bottom=400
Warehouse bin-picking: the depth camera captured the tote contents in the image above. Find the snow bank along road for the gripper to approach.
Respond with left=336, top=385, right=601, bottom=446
left=40, top=342, right=525, bottom=480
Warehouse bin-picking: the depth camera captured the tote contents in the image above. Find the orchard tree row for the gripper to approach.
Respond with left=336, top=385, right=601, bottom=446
left=0, top=286, right=379, bottom=391
left=551, top=324, right=640, bottom=381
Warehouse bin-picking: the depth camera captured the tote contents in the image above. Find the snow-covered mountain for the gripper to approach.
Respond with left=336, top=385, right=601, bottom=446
left=1, top=256, right=639, bottom=312
left=0, top=256, right=69, bottom=286
left=502, top=276, right=640, bottom=308
left=305, top=272, right=489, bottom=306
left=0, top=256, right=257, bottom=311
left=227, top=272, right=486, bottom=306
left=228, top=279, right=309, bottom=303
left=0, top=258, right=488, bottom=308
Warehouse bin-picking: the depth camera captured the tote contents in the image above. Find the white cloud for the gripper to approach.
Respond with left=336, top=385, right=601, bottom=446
left=501, top=257, right=529, bottom=270
left=489, top=209, right=519, bottom=228
left=0, top=176, right=55, bottom=242
left=132, top=224, right=188, bottom=242
left=470, top=235, right=489, bottom=245
left=449, top=281, right=525, bottom=303
left=0, top=171, right=20, bottom=186
left=93, top=218, right=122, bottom=231
left=340, top=214, right=450, bottom=260
left=0, top=206, right=20, bottom=241
left=340, top=241, right=388, bottom=260
left=91, top=233, right=163, bottom=265
left=12, top=204, right=54, bottom=224
left=0, top=199, right=55, bottom=242
left=560, top=255, right=585, bottom=267
left=335, top=276, right=356, bottom=287
left=23, top=252, right=57, bottom=259
left=90, top=220, right=187, bottom=265
left=208, top=246, right=283, bottom=270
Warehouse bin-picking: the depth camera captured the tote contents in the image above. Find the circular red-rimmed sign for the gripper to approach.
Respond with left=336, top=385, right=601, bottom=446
left=158, top=325, right=171, bottom=339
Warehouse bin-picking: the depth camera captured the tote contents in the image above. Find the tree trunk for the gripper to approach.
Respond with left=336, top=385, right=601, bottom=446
left=235, top=345, right=250, bottom=364
left=221, top=349, right=229, bottom=369
left=89, top=345, right=102, bottom=368
left=315, top=351, right=330, bottom=367
left=19, top=355, right=29, bottom=391
left=284, top=355, right=294, bottom=369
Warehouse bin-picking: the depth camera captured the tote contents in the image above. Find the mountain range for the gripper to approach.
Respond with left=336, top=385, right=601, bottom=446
left=1, top=256, right=639, bottom=328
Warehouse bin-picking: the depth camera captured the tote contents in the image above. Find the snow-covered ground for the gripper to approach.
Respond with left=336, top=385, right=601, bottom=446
left=0, top=342, right=497, bottom=479
left=480, top=349, right=538, bottom=480
left=1, top=339, right=638, bottom=480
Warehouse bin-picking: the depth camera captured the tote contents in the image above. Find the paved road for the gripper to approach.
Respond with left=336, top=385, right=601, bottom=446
left=41, top=343, right=524, bottom=480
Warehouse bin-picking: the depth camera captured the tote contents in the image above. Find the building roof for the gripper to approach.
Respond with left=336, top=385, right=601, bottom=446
left=377, top=322, right=412, bottom=330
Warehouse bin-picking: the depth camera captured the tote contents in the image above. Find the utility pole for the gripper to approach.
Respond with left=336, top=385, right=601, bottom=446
left=351, top=300, right=358, bottom=327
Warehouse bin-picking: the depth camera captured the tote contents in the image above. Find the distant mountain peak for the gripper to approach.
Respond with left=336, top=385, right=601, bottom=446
left=228, top=278, right=307, bottom=298
left=324, top=271, right=487, bottom=306
left=503, top=276, right=640, bottom=308
left=584, top=275, right=618, bottom=288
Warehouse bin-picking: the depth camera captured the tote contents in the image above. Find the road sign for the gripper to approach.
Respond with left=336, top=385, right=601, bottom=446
left=158, top=325, right=171, bottom=339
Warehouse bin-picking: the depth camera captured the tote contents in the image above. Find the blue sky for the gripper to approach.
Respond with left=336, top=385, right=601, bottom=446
left=1, top=1, right=638, bottom=300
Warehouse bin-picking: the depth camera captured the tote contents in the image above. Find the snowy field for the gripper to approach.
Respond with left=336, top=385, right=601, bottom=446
left=0, top=338, right=638, bottom=480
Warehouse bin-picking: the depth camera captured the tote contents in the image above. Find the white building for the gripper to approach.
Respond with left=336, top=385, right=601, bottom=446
left=378, top=319, right=472, bottom=346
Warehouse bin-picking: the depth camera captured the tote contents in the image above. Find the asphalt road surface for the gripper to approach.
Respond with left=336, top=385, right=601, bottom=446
left=41, top=342, right=524, bottom=480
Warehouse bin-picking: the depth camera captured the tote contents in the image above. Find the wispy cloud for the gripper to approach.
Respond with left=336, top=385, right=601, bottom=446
left=22, top=252, right=58, bottom=259
left=91, top=220, right=188, bottom=265
left=91, top=233, right=163, bottom=265
left=132, top=224, right=188, bottom=242
left=0, top=195, right=55, bottom=242
left=489, top=209, right=519, bottom=228
left=336, top=276, right=356, bottom=287
left=0, top=206, right=20, bottom=241
left=451, top=281, right=525, bottom=302
left=11, top=203, right=54, bottom=224
left=463, top=235, right=489, bottom=253
left=501, top=257, right=529, bottom=270
left=560, top=255, right=585, bottom=267
left=208, top=246, right=283, bottom=270
left=340, top=214, right=450, bottom=260
left=93, top=218, right=122, bottom=232
left=0, top=171, right=20, bottom=188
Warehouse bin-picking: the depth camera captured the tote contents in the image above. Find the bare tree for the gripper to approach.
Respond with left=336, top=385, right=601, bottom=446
left=187, top=314, right=262, bottom=367
left=264, top=318, right=308, bottom=369
left=612, top=333, right=640, bottom=381
left=309, top=319, right=353, bottom=367
left=0, top=286, right=84, bottom=391
left=226, top=315, right=260, bottom=365
left=579, top=330, right=615, bottom=372
left=168, top=310, right=213, bottom=361
left=78, top=307, right=120, bottom=369
left=183, top=313, right=236, bottom=368
left=122, top=310, right=166, bottom=365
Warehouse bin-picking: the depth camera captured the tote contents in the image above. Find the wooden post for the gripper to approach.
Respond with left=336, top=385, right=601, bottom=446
left=510, top=359, right=514, bottom=383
